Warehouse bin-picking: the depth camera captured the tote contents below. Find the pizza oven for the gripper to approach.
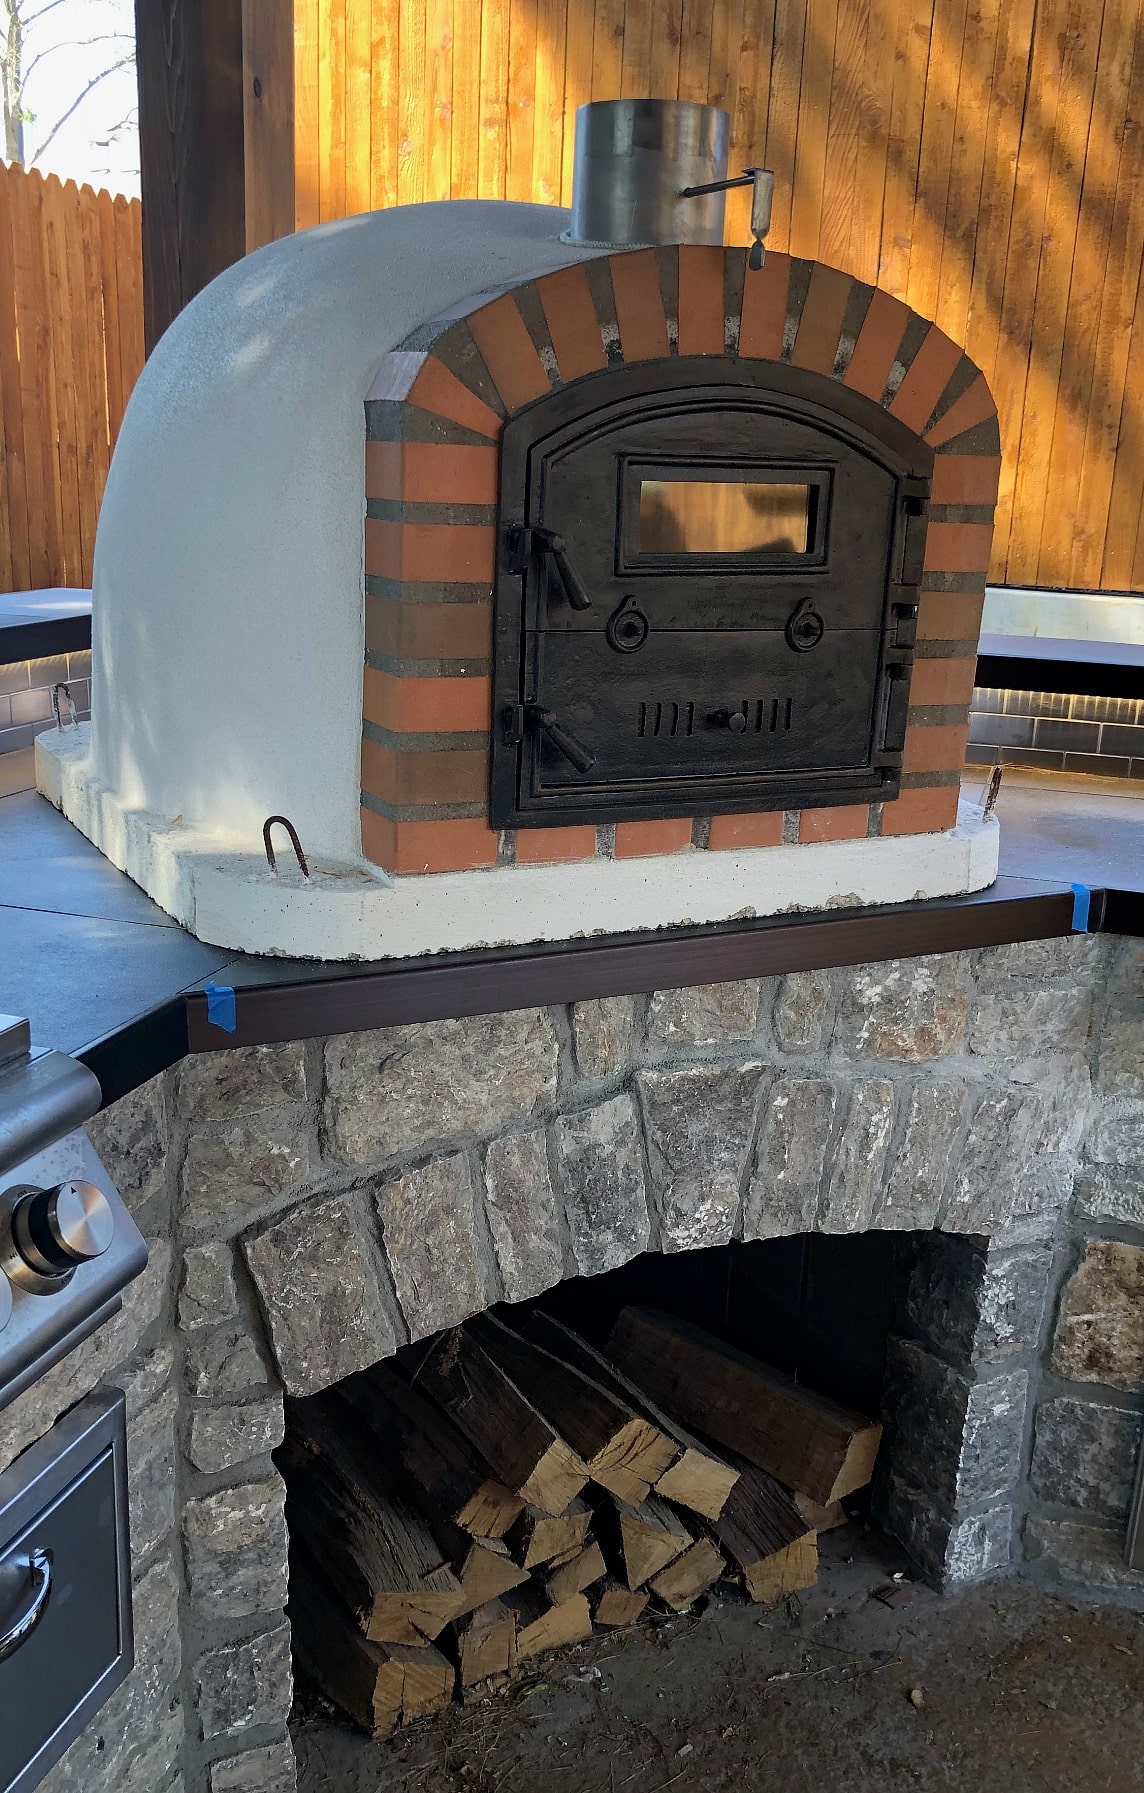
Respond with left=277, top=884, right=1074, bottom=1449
left=491, top=360, right=930, bottom=828
left=36, top=100, right=1002, bottom=960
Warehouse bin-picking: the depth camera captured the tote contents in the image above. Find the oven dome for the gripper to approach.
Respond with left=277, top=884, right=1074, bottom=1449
left=80, top=202, right=600, bottom=867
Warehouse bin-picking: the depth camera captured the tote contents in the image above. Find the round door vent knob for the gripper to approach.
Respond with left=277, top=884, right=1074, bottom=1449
left=12, top=1181, right=115, bottom=1279
left=709, top=707, right=748, bottom=733
left=785, top=598, right=825, bottom=653
left=0, top=1273, right=11, bottom=1333
left=606, top=596, right=650, bottom=654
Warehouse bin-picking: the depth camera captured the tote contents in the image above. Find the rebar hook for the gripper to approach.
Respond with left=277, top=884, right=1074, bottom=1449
left=51, top=683, right=78, bottom=730
left=262, top=815, right=311, bottom=879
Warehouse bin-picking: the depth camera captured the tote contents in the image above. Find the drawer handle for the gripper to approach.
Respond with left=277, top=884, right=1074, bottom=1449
left=0, top=1549, right=52, bottom=1662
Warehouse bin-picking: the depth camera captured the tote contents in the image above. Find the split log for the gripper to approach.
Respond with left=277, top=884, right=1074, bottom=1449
left=471, top=1312, right=676, bottom=1503
left=456, top=1536, right=529, bottom=1607
left=545, top=1540, right=607, bottom=1606
left=508, top=1497, right=591, bottom=1569
left=415, top=1327, right=588, bottom=1516
left=527, top=1313, right=738, bottom=1520
left=290, top=1546, right=454, bottom=1738
left=342, top=1361, right=524, bottom=1537
left=608, top=1308, right=882, bottom=1505
left=282, top=1403, right=467, bottom=1646
left=454, top=1597, right=518, bottom=1691
left=743, top=1535, right=819, bottom=1604
left=507, top=1586, right=594, bottom=1660
left=595, top=1493, right=691, bottom=1590
left=793, top=1493, right=849, bottom=1533
left=707, top=1451, right=818, bottom=1604
left=593, top=1579, right=650, bottom=1629
left=649, top=1538, right=725, bottom=1611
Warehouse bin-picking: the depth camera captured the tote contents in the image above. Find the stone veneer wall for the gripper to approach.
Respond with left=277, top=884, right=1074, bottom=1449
left=0, top=934, right=1140, bottom=1793
left=361, top=247, right=1001, bottom=874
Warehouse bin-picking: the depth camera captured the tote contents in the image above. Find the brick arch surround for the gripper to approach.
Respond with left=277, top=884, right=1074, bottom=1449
left=361, top=247, right=1001, bottom=876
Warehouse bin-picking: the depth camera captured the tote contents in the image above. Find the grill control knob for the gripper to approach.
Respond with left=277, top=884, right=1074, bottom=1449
left=0, top=1274, right=11, bottom=1332
left=11, top=1182, right=115, bottom=1279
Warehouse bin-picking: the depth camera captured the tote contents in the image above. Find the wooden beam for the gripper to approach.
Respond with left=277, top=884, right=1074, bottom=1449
left=135, top=0, right=295, bottom=352
left=242, top=0, right=296, bottom=250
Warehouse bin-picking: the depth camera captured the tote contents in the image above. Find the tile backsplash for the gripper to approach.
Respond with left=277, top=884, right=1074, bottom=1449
left=0, top=649, right=91, bottom=794
left=966, top=686, right=1144, bottom=780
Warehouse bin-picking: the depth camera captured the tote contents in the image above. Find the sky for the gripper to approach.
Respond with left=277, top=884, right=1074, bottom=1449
left=13, top=0, right=139, bottom=198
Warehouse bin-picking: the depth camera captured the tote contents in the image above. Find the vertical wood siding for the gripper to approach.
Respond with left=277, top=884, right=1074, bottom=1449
left=292, top=0, right=1144, bottom=593
left=0, top=163, right=144, bottom=592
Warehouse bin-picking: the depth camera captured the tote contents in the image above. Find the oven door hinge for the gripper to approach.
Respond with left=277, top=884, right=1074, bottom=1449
left=897, top=476, right=932, bottom=587
left=875, top=663, right=912, bottom=758
left=502, top=703, right=526, bottom=746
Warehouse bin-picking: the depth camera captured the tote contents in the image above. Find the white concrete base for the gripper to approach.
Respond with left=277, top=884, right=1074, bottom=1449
left=37, top=726, right=999, bottom=961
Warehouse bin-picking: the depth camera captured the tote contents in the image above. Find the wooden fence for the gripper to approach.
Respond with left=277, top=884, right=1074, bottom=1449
left=292, top=0, right=1144, bottom=595
left=0, top=162, right=144, bottom=593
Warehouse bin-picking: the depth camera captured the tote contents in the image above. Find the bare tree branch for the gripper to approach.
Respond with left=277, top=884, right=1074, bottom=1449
left=18, top=0, right=79, bottom=29
left=29, top=54, right=133, bottom=167
left=25, top=33, right=132, bottom=81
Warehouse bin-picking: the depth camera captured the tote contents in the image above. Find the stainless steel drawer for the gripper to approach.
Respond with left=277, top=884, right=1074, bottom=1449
left=0, top=1393, right=132, bottom=1793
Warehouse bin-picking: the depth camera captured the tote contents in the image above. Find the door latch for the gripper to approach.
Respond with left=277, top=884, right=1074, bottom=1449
left=505, top=524, right=593, bottom=611
left=503, top=703, right=596, bottom=774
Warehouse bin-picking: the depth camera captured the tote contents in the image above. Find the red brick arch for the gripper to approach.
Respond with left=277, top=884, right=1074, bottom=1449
left=361, top=246, right=999, bottom=877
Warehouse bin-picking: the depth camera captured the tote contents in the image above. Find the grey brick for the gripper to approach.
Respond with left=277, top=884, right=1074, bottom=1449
left=555, top=1095, right=650, bottom=1276
left=482, top=1130, right=564, bottom=1302
left=245, top=1191, right=400, bottom=1395
left=1052, top=1240, right=1144, bottom=1391
left=572, top=997, right=638, bottom=1079
left=178, top=1044, right=307, bottom=1119
left=378, top=1154, right=492, bottom=1340
left=818, top=1080, right=896, bottom=1233
left=744, top=1078, right=836, bottom=1239
left=184, top=1476, right=289, bottom=1620
left=324, top=1010, right=558, bottom=1164
left=638, top=1063, right=762, bottom=1251
left=647, top=980, right=761, bottom=1050
left=195, top=1622, right=293, bottom=1742
left=182, top=1110, right=310, bottom=1234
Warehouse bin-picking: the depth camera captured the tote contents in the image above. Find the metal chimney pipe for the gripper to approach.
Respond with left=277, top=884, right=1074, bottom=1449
left=564, top=100, right=731, bottom=247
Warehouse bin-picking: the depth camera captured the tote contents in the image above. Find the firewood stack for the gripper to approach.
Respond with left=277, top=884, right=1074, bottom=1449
left=283, top=1306, right=883, bottom=1738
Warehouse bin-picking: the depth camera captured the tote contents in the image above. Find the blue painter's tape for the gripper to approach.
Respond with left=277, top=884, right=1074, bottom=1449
left=204, top=982, right=237, bottom=1033
left=1071, top=883, right=1092, bottom=934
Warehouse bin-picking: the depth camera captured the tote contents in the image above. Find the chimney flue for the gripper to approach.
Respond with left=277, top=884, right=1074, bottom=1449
left=564, top=100, right=731, bottom=247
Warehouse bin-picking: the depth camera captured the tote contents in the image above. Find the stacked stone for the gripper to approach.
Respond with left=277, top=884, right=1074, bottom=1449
left=1026, top=935, right=1144, bottom=1590
left=4, top=933, right=1140, bottom=1793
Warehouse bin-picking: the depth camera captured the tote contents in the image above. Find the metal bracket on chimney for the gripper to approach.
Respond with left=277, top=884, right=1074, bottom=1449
left=680, top=167, right=775, bottom=269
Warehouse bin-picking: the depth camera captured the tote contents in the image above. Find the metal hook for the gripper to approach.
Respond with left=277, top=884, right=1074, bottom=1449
left=680, top=166, right=774, bottom=270
left=980, top=766, right=1003, bottom=818
left=51, top=683, right=78, bottom=730
left=262, top=815, right=311, bottom=879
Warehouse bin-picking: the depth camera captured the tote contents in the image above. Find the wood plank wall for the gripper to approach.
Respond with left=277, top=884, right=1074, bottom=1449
left=292, top=0, right=1144, bottom=594
left=0, top=163, right=144, bottom=592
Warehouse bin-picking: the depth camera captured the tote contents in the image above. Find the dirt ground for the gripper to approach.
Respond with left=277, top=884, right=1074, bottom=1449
left=291, top=1526, right=1144, bottom=1793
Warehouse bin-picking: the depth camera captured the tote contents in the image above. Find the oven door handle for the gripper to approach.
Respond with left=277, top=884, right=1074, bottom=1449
left=505, top=524, right=593, bottom=611
left=524, top=705, right=597, bottom=774
left=0, top=1547, right=52, bottom=1662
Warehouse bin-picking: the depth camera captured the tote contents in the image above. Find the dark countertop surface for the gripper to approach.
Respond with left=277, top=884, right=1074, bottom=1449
left=978, top=630, right=1144, bottom=667
left=0, top=773, right=1140, bottom=1103
left=0, top=589, right=92, bottom=662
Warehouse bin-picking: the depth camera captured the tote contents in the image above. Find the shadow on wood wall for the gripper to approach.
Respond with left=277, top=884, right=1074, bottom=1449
left=292, top=0, right=1144, bottom=595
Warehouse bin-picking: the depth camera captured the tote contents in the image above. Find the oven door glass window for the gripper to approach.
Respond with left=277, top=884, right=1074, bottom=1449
left=638, top=478, right=813, bottom=556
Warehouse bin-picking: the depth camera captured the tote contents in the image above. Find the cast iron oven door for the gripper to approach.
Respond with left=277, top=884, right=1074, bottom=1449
left=491, top=361, right=932, bottom=829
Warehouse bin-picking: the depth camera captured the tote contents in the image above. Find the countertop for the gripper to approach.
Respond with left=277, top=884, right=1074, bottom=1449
left=0, top=590, right=92, bottom=663
left=0, top=773, right=1140, bottom=1106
